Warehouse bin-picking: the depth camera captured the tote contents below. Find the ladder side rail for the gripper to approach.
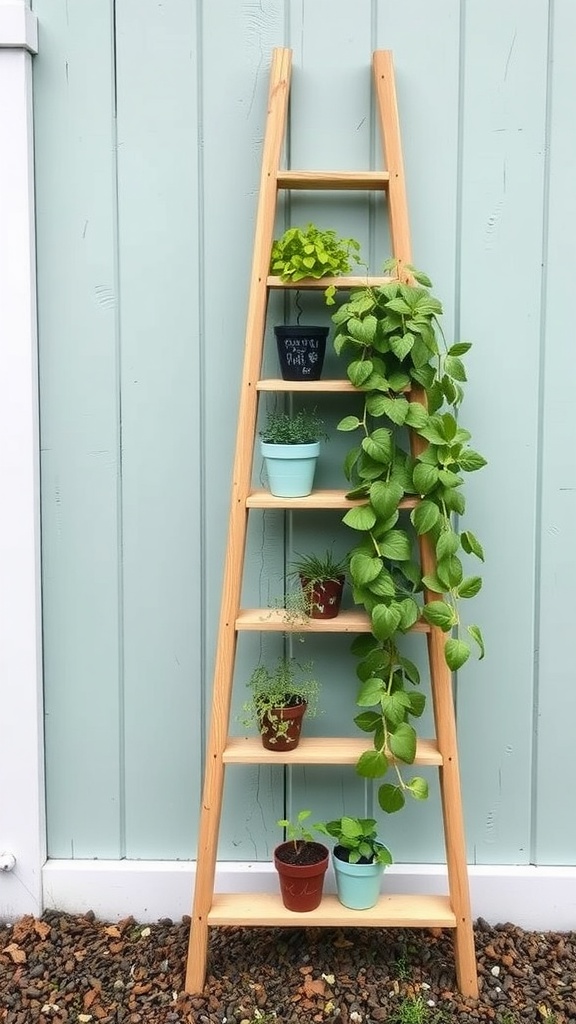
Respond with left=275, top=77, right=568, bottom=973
left=372, top=51, right=412, bottom=268
left=410, top=393, right=478, bottom=1000
left=185, top=47, right=293, bottom=994
left=374, top=49, right=478, bottom=999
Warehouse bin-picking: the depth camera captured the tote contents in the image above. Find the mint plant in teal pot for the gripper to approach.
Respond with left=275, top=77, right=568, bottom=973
left=315, top=816, right=392, bottom=910
left=260, top=408, right=326, bottom=497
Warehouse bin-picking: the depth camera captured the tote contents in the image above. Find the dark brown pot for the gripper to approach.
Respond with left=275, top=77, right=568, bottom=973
left=300, top=575, right=345, bottom=619
left=259, top=697, right=307, bottom=751
left=273, top=841, right=330, bottom=911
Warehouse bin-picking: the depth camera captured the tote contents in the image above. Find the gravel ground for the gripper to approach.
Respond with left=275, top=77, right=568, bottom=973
left=1, top=911, right=575, bottom=1023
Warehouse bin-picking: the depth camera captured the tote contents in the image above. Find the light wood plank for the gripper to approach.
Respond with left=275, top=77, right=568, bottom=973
left=267, top=275, right=392, bottom=290
left=208, top=892, right=456, bottom=928
left=236, top=608, right=430, bottom=633
left=247, top=489, right=418, bottom=510
left=277, top=170, right=389, bottom=190
left=256, top=378, right=357, bottom=392
left=223, top=736, right=442, bottom=766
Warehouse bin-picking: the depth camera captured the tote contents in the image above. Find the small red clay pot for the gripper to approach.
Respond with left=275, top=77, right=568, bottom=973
left=300, top=575, right=345, bottom=619
left=273, top=840, right=330, bottom=911
left=259, top=698, right=307, bottom=751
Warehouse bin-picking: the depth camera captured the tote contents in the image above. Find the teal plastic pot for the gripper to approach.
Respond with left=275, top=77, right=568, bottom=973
left=261, top=441, right=320, bottom=497
left=332, top=847, right=385, bottom=910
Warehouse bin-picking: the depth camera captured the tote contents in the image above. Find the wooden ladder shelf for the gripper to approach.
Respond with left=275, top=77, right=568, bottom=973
left=185, top=48, right=478, bottom=999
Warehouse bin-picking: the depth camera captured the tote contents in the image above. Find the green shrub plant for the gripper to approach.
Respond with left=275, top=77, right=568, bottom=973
left=332, top=259, right=486, bottom=814
left=270, top=223, right=361, bottom=305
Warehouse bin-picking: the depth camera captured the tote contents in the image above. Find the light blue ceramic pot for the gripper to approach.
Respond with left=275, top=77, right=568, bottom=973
left=332, top=848, right=385, bottom=910
left=261, top=441, right=320, bottom=497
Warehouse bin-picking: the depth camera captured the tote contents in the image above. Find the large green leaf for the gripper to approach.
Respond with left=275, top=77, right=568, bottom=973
left=337, top=415, right=362, bottom=432
left=378, top=783, right=405, bottom=814
left=343, top=504, right=377, bottom=531
left=388, top=722, right=417, bottom=764
left=362, top=428, right=393, bottom=464
left=436, top=530, right=460, bottom=560
left=406, top=691, right=426, bottom=717
left=406, top=776, right=429, bottom=800
left=370, top=480, right=404, bottom=519
left=461, top=530, right=485, bottom=561
left=380, top=529, right=412, bottom=561
left=413, top=462, right=439, bottom=494
left=356, top=749, right=389, bottom=779
left=380, top=396, right=409, bottom=425
left=422, top=600, right=455, bottom=630
left=371, top=603, right=402, bottom=641
left=356, top=676, right=386, bottom=706
left=397, top=598, right=420, bottom=631
left=353, top=711, right=380, bottom=733
left=448, top=342, right=472, bottom=356
left=347, top=359, right=374, bottom=388
left=457, top=575, right=483, bottom=599
left=436, top=555, right=463, bottom=589
left=404, top=402, right=428, bottom=429
left=390, top=332, right=415, bottom=361
left=458, top=449, right=487, bottom=472
left=381, top=691, right=411, bottom=728
left=444, top=638, right=471, bottom=671
left=444, top=354, right=467, bottom=381
left=350, top=552, right=382, bottom=586
left=367, top=570, right=396, bottom=598
left=411, top=499, right=440, bottom=535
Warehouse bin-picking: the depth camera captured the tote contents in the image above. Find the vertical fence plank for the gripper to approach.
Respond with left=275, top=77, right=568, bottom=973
left=34, top=0, right=122, bottom=858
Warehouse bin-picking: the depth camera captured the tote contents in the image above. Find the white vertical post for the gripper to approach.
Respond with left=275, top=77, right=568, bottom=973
left=0, top=1, right=44, bottom=918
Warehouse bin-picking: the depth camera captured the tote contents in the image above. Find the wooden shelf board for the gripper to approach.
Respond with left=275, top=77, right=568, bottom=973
left=236, top=608, right=431, bottom=633
left=256, top=379, right=357, bottom=392
left=256, top=378, right=412, bottom=395
left=223, top=736, right=442, bottom=766
left=267, top=275, right=393, bottom=290
left=207, top=892, right=456, bottom=928
left=247, top=489, right=418, bottom=510
left=276, top=170, right=390, bottom=190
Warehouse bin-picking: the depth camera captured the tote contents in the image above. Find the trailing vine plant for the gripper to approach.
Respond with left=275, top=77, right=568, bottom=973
left=332, top=259, right=486, bottom=814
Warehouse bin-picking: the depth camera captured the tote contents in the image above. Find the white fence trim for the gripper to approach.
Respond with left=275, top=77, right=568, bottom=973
left=0, top=2, right=43, bottom=920
left=42, top=860, right=576, bottom=931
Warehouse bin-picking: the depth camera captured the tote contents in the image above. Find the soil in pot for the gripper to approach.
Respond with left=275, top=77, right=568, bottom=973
left=301, top=575, right=344, bottom=619
left=274, top=840, right=329, bottom=912
left=259, top=696, right=307, bottom=751
left=274, top=325, right=328, bottom=381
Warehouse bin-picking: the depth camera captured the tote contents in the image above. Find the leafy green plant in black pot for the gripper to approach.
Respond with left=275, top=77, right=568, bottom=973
left=270, top=223, right=362, bottom=380
left=331, top=259, right=486, bottom=816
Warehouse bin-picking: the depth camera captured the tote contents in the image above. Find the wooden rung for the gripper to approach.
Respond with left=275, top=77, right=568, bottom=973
left=223, top=736, right=442, bottom=766
left=247, top=489, right=419, bottom=510
left=267, top=275, right=393, bottom=290
left=236, top=608, right=431, bottom=633
left=277, top=170, right=390, bottom=190
left=207, top=892, right=456, bottom=929
left=256, top=379, right=357, bottom=392
left=256, top=378, right=412, bottom=395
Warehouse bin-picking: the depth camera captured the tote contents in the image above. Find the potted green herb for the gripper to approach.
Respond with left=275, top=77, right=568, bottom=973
left=274, top=810, right=329, bottom=912
left=260, top=408, right=326, bottom=497
left=241, top=657, right=320, bottom=751
left=288, top=550, right=347, bottom=619
left=315, top=816, right=392, bottom=910
left=332, top=259, right=486, bottom=817
left=270, top=223, right=361, bottom=380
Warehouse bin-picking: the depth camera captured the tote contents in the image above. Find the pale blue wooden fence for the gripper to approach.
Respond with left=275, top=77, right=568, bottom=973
left=33, top=0, right=576, bottom=867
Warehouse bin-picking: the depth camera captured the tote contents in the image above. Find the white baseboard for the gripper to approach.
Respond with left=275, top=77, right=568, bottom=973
left=41, top=860, right=576, bottom=931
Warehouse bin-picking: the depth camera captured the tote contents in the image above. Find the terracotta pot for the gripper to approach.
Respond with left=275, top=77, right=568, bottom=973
left=274, top=840, right=330, bottom=911
left=300, top=575, right=345, bottom=619
left=259, top=698, right=307, bottom=751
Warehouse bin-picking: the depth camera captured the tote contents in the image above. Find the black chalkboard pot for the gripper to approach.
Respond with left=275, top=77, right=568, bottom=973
left=274, top=325, right=328, bottom=381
